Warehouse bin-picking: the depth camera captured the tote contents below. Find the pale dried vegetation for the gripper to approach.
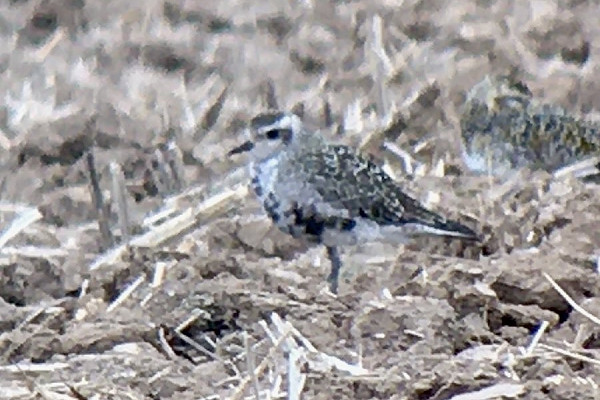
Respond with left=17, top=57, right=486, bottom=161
left=0, top=0, right=599, bottom=399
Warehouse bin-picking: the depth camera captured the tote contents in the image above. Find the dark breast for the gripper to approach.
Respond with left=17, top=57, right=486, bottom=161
left=277, top=203, right=356, bottom=242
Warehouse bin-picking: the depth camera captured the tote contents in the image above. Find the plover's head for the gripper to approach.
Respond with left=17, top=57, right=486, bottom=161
left=466, top=75, right=532, bottom=112
left=460, top=75, right=537, bottom=176
left=228, top=112, right=306, bottom=160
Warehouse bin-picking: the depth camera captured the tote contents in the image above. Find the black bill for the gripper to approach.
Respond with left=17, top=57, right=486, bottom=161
left=228, top=140, right=254, bottom=156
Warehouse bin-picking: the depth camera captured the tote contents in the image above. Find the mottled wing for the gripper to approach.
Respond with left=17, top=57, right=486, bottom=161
left=295, top=145, right=452, bottom=228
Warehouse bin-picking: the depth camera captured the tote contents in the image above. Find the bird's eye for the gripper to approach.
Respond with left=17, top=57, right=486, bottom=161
left=512, top=81, right=531, bottom=96
left=265, top=130, right=280, bottom=140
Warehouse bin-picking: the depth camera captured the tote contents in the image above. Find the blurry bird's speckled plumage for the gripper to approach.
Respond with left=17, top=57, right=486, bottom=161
left=229, top=111, right=479, bottom=293
left=460, top=75, right=600, bottom=178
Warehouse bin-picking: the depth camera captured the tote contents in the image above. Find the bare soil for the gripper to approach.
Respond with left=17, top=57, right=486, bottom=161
left=0, top=0, right=599, bottom=399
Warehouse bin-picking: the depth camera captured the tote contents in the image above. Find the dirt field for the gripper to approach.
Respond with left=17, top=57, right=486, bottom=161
left=0, top=0, right=599, bottom=399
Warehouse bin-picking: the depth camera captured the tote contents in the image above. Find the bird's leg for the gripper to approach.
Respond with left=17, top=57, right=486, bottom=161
left=325, top=246, right=341, bottom=294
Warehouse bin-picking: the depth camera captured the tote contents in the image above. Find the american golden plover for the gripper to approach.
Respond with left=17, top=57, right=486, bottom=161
left=460, top=75, right=600, bottom=178
left=230, top=112, right=479, bottom=293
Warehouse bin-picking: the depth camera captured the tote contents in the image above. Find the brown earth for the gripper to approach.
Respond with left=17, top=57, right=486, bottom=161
left=0, top=0, right=599, bottom=399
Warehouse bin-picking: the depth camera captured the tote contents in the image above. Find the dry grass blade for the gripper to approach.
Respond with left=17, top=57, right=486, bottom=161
left=244, top=332, right=261, bottom=400
left=173, top=329, right=221, bottom=361
left=150, top=260, right=172, bottom=288
left=447, top=382, right=525, bottom=400
left=166, top=140, right=186, bottom=192
left=228, top=325, right=291, bottom=400
left=106, top=275, right=145, bottom=313
left=368, top=14, right=393, bottom=75
left=344, top=100, right=363, bottom=136
left=369, top=14, right=392, bottom=116
left=484, top=169, right=527, bottom=202
left=553, top=156, right=600, bottom=180
left=0, top=246, right=68, bottom=258
left=86, top=151, right=113, bottom=249
left=1, top=303, right=65, bottom=362
left=260, top=79, right=279, bottom=110
left=110, top=162, right=131, bottom=246
left=321, top=99, right=333, bottom=127
left=192, top=184, right=249, bottom=220
left=181, top=72, right=224, bottom=133
left=523, top=320, right=549, bottom=356
left=34, top=27, right=66, bottom=61
left=88, top=244, right=127, bottom=271
left=0, top=206, right=42, bottom=249
left=270, top=313, right=369, bottom=376
left=382, top=141, right=417, bottom=175
left=157, top=326, right=178, bottom=360
left=153, top=147, right=174, bottom=195
left=175, top=309, right=209, bottom=333
left=0, top=362, right=69, bottom=373
left=131, top=191, right=236, bottom=247
left=133, top=187, right=241, bottom=247
left=288, top=347, right=306, bottom=400
left=202, top=85, right=229, bottom=131
left=537, top=343, right=600, bottom=367
left=543, top=272, right=600, bottom=326
left=1, top=385, right=33, bottom=398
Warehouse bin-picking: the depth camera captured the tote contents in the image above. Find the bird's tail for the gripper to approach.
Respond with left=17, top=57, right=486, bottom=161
left=401, top=213, right=481, bottom=241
